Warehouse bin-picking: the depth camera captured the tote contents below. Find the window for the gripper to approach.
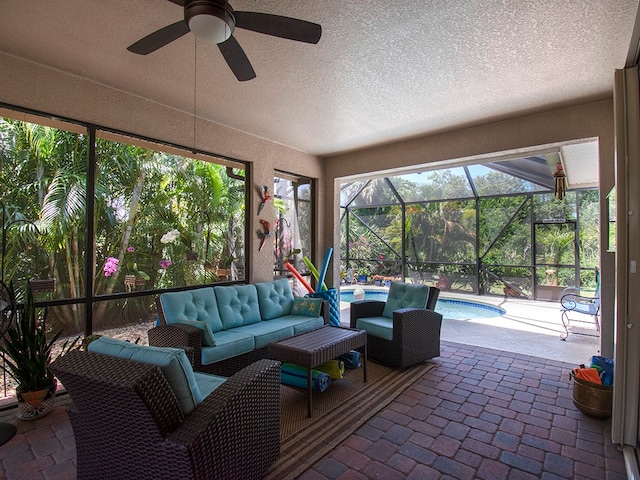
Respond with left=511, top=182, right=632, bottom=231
left=94, top=133, right=246, bottom=295
left=0, top=114, right=88, bottom=300
left=340, top=159, right=600, bottom=298
left=273, top=174, right=314, bottom=285
left=0, top=110, right=247, bottom=338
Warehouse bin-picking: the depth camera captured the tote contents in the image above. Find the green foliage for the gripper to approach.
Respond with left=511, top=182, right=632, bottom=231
left=341, top=172, right=601, bottom=294
left=0, top=284, right=79, bottom=391
left=1, top=115, right=247, bottom=334
left=479, top=195, right=530, bottom=265
left=405, top=200, right=476, bottom=265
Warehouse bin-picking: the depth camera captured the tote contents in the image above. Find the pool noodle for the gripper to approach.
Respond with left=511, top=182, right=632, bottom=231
left=284, top=262, right=315, bottom=294
left=316, top=247, right=333, bottom=293
left=303, top=256, right=327, bottom=291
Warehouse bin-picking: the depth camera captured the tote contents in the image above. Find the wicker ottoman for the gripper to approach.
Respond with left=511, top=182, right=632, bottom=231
left=268, top=326, right=367, bottom=417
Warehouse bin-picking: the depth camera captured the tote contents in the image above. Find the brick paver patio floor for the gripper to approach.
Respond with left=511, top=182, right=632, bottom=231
left=300, top=341, right=625, bottom=480
left=0, top=340, right=627, bottom=479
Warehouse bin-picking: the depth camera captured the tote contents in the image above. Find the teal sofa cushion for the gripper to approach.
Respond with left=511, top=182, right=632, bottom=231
left=170, top=317, right=216, bottom=346
left=289, top=315, right=324, bottom=334
left=200, top=330, right=255, bottom=365
left=264, top=315, right=324, bottom=335
left=382, top=282, right=430, bottom=319
left=292, top=297, right=323, bottom=317
left=214, top=284, right=261, bottom=328
left=255, top=278, right=294, bottom=320
left=356, top=316, right=394, bottom=341
left=160, top=288, right=223, bottom=332
left=88, top=337, right=202, bottom=415
left=233, top=320, right=295, bottom=349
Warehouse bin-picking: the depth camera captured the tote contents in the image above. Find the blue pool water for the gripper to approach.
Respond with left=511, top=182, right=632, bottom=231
left=339, top=290, right=505, bottom=320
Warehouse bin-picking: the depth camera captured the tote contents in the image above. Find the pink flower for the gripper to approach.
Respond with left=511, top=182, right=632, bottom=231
left=103, top=257, right=119, bottom=277
left=127, top=246, right=135, bottom=253
left=159, top=259, right=172, bottom=269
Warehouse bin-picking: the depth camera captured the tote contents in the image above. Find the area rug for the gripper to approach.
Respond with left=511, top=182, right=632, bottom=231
left=264, top=360, right=436, bottom=480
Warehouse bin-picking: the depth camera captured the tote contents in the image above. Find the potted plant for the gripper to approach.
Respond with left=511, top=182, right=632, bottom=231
left=123, top=246, right=150, bottom=291
left=28, top=277, right=56, bottom=294
left=0, top=283, right=78, bottom=420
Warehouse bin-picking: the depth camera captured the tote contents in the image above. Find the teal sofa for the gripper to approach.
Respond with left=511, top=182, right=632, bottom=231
left=148, top=278, right=327, bottom=376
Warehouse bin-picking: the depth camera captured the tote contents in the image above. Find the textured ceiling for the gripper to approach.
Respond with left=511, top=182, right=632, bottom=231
left=0, top=0, right=637, bottom=158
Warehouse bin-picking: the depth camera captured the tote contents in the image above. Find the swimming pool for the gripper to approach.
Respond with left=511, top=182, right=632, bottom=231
left=339, top=289, right=505, bottom=320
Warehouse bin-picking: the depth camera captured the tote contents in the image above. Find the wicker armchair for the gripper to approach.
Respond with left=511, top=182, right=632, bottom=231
left=350, top=282, right=442, bottom=368
left=50, top=350, right=281, bottom=480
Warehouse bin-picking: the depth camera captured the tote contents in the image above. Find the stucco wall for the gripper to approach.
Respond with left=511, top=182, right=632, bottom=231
left=324, top=100, right=615, bottom=357
left=0, top=52, right=324, bottom=283
left=0, top=52, right=616, bottom=355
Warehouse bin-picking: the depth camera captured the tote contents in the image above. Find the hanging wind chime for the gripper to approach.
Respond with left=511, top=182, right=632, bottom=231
left=554, top=161, right=567, bottom=200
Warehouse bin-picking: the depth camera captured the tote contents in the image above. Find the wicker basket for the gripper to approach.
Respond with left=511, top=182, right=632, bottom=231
left=570, top=370, right=612, bottom=419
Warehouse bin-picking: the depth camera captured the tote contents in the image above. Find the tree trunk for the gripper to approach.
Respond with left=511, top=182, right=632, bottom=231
left=93, top=168, right=145, bottom=323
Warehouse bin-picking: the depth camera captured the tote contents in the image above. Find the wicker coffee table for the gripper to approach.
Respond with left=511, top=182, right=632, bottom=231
left=268, top=326, right=367, bottom=417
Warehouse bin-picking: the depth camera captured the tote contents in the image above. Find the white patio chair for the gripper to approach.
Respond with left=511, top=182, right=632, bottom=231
left=559, top=272, right=600, bottom=340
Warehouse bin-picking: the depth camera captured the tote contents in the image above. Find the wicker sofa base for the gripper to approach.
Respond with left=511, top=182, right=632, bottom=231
left=197, top=345, right=271, bottom=377
left=148, top=323, right=303, bottom=377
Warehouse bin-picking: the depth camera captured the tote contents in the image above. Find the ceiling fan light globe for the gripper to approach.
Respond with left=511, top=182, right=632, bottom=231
left=189, top=14, right=232, bottom=44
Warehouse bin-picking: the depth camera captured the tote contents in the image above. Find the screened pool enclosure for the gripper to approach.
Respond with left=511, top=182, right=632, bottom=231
left=340, top=154, right=600, bottom=301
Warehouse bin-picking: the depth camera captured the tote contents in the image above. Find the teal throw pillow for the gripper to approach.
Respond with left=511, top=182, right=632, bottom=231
left=292, top=297, right=323, bottom=317
left=171, top=317, right=216, bottom=346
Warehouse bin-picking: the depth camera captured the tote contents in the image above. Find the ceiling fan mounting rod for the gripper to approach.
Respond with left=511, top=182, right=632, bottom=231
left=185, top=0, right=236, bottom=45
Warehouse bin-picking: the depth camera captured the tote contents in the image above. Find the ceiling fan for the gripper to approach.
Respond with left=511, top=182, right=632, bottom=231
left=127, top=0, right=322, bottom=81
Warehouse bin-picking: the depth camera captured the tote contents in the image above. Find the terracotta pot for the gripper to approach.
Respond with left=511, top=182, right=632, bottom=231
left=16, top=380, right=57, bottom=420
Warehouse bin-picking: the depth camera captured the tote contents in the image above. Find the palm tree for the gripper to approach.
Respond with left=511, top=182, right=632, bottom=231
left=1, top=117, right=249, bottom=335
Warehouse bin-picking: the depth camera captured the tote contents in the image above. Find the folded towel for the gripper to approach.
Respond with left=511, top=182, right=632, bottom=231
left=590, top=356, right=614, bottom=385
left=315, top=360, right=345, bottom=380
left=573, top=367, right=602, bottom=384
left=280, top=363, right=331, bottom=392
left=337, top=350, right=360, bottom=369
